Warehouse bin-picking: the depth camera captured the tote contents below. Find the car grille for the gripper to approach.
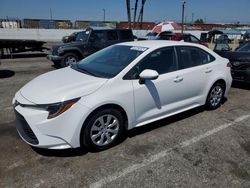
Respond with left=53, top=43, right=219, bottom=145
left=51, top=46, right=59, bottom=55
left=15, top=110, right=39, bottom=145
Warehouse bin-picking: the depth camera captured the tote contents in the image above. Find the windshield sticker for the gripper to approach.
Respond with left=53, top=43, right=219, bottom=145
left=130, top=46, right=148, bottom=52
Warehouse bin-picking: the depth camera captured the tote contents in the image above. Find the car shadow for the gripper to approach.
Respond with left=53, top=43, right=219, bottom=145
left=31, top=146, right=88, bottom=157
left=32, top=106, right=210, bottom=157
left=232, top=81, right=250, bottom=90
left=0, top=70, right=15, bottom=78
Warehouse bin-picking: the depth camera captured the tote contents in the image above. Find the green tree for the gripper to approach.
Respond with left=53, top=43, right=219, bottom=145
left=194, top=19, right=204, bottom=24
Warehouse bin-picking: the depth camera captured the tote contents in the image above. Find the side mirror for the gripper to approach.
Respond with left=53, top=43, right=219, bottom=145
left=139, top=69, right=159, bottom=84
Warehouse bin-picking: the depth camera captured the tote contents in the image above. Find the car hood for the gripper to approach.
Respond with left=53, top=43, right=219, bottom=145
left=20, top=67, right=108, bottom=104
left=56, top=41, right=87, bottom=48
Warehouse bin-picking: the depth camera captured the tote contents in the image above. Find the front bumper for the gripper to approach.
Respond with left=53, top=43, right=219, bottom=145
left=47, top=54, right=63, bottom=63
left=231, top=69, right=250, bottom=83
left=13, top=94, right=90, bottom=149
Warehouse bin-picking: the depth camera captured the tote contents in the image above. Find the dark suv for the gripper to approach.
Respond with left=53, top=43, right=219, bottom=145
left=47, top=28, right=134, bottom=67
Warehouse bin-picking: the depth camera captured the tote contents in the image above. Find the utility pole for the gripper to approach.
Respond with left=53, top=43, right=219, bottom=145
left=103, top=9, right=106, bottom=22
left=50, top=8, right=53, bottom=20
left=133, top=0, right=138, bottom=29
left=192, top=13, right=194, bottom=23
left=181, top=1, right=186, bottom=34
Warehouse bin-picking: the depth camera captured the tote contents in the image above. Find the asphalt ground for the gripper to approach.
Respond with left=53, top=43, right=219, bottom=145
left=0, top=56, right=250, bottom=188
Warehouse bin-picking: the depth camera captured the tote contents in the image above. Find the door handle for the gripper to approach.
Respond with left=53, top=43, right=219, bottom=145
left=205, top=68, right=213, bottom=73
left=174, top=76, right=183, bottom=83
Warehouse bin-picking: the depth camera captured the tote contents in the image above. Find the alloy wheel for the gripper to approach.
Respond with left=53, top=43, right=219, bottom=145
left=209, top=85, right=223, bottom=107
left=90, top=114, right=119, bottom=146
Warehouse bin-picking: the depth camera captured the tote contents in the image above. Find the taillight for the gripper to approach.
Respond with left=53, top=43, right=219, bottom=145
left=227, top=62, right=232, bottom=68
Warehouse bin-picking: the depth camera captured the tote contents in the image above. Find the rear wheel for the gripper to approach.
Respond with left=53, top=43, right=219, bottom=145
left=82, top=109, right=125, bottom=151
left=206, top=82, right=225, bottom=110
left=61, top=53, right=78, bottom=67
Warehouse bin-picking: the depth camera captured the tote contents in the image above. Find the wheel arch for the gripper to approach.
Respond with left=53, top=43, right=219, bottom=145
left=204, top=78, right=227, bottom=105
left=62, top=49, right=84, bottom=59
left=79, top=103, right=129, bottom=146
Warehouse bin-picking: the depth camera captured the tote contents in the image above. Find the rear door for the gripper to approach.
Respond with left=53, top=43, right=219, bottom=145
left=89, top=30, right=106, bottom=54
left=175, top=46, right=216, bottom=105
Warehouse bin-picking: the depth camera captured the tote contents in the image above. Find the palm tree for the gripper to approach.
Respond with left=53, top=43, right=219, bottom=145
left=133, top=0, right=139, bottom=29
left=137, top=0, right=146, bottom=29
left=126, top=0, right=132, bottom=29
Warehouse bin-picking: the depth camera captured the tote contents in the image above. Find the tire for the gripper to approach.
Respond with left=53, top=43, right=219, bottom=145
left=206, top=82, right=225, bottom=110
left=82, top=109, right=125, bottom=151
left=61, top=53, right=78, bottom=67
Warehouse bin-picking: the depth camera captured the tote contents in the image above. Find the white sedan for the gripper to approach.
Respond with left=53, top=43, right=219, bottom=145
left=13, top=41, right=232, bottom=151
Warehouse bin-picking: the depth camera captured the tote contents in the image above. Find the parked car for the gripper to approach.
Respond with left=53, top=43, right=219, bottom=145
left=145, top=32, right=159, bottom=40
left=214, top=41, right=250, bottom=83
left=14, top=41, right=232, bottom=151
left=157, top=32, right=209, bottom=47
left=215, top=34, right=232, bottom=44
left=47, top=27, right=134, bottom=67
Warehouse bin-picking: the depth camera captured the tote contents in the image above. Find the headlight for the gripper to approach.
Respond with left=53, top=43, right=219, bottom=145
left=45, top=98, right=80, bottom=119
left=13, top=98, right=80, bottom=119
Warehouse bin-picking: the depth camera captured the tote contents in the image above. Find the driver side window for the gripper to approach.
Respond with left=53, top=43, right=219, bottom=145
left=124, top=47, right=177, bottom=79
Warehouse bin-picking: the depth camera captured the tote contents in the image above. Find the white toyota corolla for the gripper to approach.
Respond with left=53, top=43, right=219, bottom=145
left=13, top=41, right=232, bottom=150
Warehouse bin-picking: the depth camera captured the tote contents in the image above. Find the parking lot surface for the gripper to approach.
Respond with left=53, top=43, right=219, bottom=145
left=0, top=56, right=250, bottom=188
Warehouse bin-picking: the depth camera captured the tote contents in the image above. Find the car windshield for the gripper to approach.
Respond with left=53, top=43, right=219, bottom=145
left=75, top=31, right=90, bottom=42
left=72, top=45, right=148, bottom=78
left=237, top=42, right=250, bottom=52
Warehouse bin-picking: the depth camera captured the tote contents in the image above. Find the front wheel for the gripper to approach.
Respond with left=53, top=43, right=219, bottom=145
left=61, top=53, right=78, bottom=67
left=206, top=82, right=225, bottom=110
left=82, top=109, right=125, bottom=151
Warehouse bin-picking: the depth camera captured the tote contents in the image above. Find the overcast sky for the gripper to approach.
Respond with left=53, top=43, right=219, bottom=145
left=0, top=0, right=249, bottom=23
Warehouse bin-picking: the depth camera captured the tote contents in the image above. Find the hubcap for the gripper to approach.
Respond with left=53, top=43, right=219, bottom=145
left=90, top=115, right=119, bottom=146
left=65, top=56, right=77, bottom=66
left=209, top=86, right=223, bottom=107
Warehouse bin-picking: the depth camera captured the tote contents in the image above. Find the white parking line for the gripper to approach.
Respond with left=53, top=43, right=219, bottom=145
left=89, top=114, right=250, bottom=188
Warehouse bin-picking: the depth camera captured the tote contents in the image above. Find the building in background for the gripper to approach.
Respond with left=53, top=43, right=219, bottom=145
left=23, top=19, right=72, bottom=29
left=0, top=19, right=21, bottom=28
left=75, top=20, right=117, bottom=29
left=117, top=21, right=156, bottom=30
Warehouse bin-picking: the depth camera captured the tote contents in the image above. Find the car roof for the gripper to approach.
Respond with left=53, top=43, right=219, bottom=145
left=119, top=40, right=203, bottom=49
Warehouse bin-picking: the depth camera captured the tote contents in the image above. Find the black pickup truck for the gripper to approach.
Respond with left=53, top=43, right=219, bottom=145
left=47, top=27, right=134, bottom=67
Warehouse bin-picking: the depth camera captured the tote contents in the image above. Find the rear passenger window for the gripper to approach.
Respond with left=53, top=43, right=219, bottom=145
left=178, top=46, right=215, bottom=70
left=190, top=36, right=199, bottom=43
left=107, top=31, right=118, bottom=41
left=125, top=47, right=177, bottom=79
left=92, top=31, right=105, bottom=42
left=183, top=35, right=191, bottom=42
left=120, top=30, right=133, bottom=40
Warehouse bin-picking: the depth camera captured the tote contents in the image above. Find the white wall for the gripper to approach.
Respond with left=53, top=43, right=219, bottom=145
left=0, top=28, right=80, bottom=41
